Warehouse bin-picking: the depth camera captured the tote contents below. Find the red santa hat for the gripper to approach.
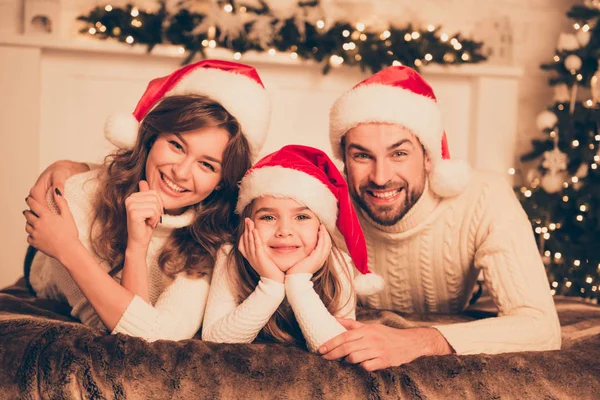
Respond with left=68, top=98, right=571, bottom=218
left=329, top=66, right=470, bottom=197
left=236, top=145, right=384, bottom=296
left=105, top=59, right=270, bottom=159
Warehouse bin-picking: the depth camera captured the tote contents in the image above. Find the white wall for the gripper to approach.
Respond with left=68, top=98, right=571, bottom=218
left=0, top=0, right=578, bottom=287
left=1, top=0, right=578, bottom=151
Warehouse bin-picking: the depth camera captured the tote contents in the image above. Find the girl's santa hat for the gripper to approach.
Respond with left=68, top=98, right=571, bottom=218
left=236, top=145, right=384, bottom=296
left=105, top=59, right=270, bottom=159
left=329, top=65, right=470, bottom=197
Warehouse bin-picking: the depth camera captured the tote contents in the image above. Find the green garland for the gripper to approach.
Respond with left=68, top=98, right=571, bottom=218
left=78, top=0, right=487, bottom=73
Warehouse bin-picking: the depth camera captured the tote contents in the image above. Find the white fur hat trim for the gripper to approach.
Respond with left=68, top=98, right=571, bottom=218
left=236, top=166, right=338, bottom=231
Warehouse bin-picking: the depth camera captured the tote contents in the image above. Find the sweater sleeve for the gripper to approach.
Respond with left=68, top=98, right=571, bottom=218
left=111, top=272, right=210, bottom=342
left=30, top=252, right=106, bottom=331
left=434, top=177, right=561, bottom=355
left=29, top=170, right=106, bottom=331
left=285, top=251, right=356, bottom=352
left=201, top=245, right=285, bottom=343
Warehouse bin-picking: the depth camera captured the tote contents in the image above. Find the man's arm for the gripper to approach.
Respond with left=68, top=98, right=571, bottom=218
left=432, top=176, right=561, bottom=355
left=29, top=160, right=92, bottom=206
left=319, top=321, right=453, bottom=371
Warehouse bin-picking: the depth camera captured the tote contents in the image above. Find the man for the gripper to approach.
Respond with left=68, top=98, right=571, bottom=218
left=28, top=66, right=561, bottom=372
left=317, top=66, right=561, bottom=370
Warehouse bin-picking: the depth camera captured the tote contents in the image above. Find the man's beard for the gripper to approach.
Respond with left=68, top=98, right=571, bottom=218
left=351, top=180, right=425, bottom=227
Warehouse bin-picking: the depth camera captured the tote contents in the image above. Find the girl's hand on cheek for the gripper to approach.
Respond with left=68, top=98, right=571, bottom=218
left=288, top=224, right=331, bottom=275
left=24, top=189, right=80, bottom=262
left=238, top=218, right=285, bottom=283
left=125, top=180, right=164, bottom=252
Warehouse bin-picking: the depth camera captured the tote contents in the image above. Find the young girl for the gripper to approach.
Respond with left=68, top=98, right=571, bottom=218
left=24, top=60, right=271, bottom=342
left=202, top=145, right=384, bottom=351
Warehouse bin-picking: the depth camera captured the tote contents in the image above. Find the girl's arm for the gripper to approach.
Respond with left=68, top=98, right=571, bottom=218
left=202, top=245, right=285, bottom=343
left=285, top=232, right=357, bottom=352
left=285, top=268, right=355, bottom=353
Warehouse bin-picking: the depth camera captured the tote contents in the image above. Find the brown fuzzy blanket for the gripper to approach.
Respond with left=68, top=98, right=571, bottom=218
left=1, top=279, right=599, bottom=400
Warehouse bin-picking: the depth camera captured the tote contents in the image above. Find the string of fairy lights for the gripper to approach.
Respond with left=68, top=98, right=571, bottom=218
left=77, top=1, right=487, bottom=73
left=509, top=9, right=600, bottom=299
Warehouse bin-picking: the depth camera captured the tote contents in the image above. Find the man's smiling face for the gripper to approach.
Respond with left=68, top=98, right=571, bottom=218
left=343, top=123, right=431, bottom=226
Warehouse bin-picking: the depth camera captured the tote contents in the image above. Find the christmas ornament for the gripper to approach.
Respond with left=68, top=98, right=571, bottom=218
left=576, top=163, right=589, bottom=178
left=541, top=171, right=566, bottom=193
left=591, top=70, right=600, bottom=104
left=557, top=33, right=580, bottom=51
left=540, top=147, right=568, bottom=194
left=553, top=83, right=571, bottom=103
left=542, top=147, right=568, bottom=172
left=536, top=110, right=558, bottom=130
left=576, top=30, right=591, bottom=47
left=526, top=168, right=542, bottom=185
left=565, top=54, right=583, bottom=71
left=584, top=0, right=600, bottom=10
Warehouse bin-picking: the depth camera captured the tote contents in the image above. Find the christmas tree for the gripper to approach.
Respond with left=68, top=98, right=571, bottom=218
left=517, top=1, right=600, bottom=301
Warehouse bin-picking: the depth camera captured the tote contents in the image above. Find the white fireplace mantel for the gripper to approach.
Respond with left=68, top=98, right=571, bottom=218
left=0, top=34, right=522, bottom=286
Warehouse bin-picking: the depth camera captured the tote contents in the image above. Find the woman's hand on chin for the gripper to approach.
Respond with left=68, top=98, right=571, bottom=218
left=24, top=189, right=80, bottom=262
left=125, top=180, right=164, bottom=253
left=287, top=224, right=331, bottom=276
left=239, top=218, right=285, bottom=283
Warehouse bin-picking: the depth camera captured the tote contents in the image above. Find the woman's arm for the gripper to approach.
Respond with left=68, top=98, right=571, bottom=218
left=58, top=242, right=136, bottom=330
left=120, top=247, right=150, bottom=303
left=112, top=272, right=211, bottom=342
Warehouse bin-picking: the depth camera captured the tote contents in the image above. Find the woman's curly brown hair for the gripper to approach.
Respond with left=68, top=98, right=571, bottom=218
left=90, top=95, right=252, bottom=278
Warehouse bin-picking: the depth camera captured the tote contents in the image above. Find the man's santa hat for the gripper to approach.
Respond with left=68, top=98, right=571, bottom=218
left=105, top=59, right=270, bottom=159
left=329, top=65, right=470, bottom=197
left=236, top=145, right=384, bottom=296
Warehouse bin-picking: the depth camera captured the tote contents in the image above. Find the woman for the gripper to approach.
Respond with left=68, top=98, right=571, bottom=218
left=25, top=60, right=270, bottom=342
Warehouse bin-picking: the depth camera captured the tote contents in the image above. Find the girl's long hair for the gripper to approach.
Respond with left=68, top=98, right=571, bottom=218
left=229, top=202, right=352, bottom=347
left=91, top=94, right=252, bottom=278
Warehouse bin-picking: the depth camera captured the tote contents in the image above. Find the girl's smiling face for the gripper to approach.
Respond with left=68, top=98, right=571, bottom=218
left=145, top=127, right=230, bottom=214
left=251, top=196, right=321, bottom=271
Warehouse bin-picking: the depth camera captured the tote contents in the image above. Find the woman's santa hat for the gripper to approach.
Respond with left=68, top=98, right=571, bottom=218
left=329, top=65, right=470, bottom=197
left=236, top=145, right=384, bottom=296
left=105, top=59, right=270, bottom=159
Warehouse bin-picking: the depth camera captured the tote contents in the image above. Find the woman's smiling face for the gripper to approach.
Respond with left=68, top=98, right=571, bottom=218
left=145, top=127, right=230, bottom=214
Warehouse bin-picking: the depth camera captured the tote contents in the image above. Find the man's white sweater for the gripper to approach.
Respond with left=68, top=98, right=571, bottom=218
left=358, top=170, right=561, bottom=354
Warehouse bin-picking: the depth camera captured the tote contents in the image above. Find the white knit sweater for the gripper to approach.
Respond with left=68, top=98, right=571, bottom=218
left=357, top=170, right=561, bottom=354
left=202, top=245, right=356, bottom=352
left=29, top=170, right=211, bottom=342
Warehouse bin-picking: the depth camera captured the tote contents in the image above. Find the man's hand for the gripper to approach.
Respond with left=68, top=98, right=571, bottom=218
left=24, top=189, right=80, bottom=263
left=318, top=319, right=454, bottom=371
left=29, top=160, right=90, bottom=206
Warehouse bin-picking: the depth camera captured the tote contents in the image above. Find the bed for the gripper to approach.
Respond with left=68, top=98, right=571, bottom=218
left=1, top=276, right=599, bottom=399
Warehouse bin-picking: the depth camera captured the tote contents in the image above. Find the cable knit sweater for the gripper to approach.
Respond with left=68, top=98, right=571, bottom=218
left=202, top=245, right=356, bottom=352
left=29, top=170, right=211, bottom=342
left=358, top=170, right=561, bottom=355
